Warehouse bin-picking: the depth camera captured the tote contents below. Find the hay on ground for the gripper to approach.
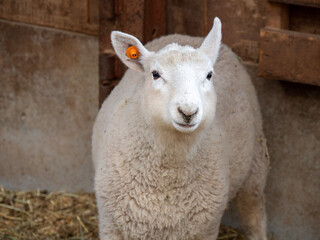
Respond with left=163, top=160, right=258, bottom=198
left=0, top=186, right=246, bottom=240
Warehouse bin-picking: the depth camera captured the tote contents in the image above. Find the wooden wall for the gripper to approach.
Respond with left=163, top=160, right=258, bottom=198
left=98, top=0, right=320, bottom=105
left=259, top=0, right=320, bottom=86
left=0, top=0, right=99, bottom=35
left=1, top=0, right=319, bottom=102
left=98, top=0, right=166, bottom=105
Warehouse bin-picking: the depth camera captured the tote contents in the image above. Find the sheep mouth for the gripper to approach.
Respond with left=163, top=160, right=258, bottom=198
left=172, top=120, right=199, bottom=132
left=175, top=122, right=196, bottom=128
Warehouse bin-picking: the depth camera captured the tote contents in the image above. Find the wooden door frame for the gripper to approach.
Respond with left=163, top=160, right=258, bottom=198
left=98, top=0, right=166, bottom=106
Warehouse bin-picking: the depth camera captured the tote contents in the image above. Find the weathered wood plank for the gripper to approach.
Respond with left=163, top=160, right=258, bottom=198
left=0, top=0, right=99, bottom=35
left=265, top=2, right=290, bottom=29
left=99, top=0, right=145, bottom=106
left=167, top=0, right=208, bottom=36
left=231, top=40, right=260, bottom=63
left=89, top=0, right=99, bottom=26
left=99, top=0, right=144, bottom=53
left=258, top=28, right=320, bottom=86
left=269, top=0, right=320, bottom=8
left=144, top=0, right=166, bottom=43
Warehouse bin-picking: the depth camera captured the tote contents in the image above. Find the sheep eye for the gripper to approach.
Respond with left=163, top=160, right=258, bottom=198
left=152, top=71, right=161, bottom=80
left=206, top=72, right=213, bottom=80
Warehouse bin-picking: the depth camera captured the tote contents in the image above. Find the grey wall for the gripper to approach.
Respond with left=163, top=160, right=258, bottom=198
left=0, top=20, right=98, bottom=192
left=251, top=66, right=320, bottom=240
left=223, top=65, right=320, bottom=240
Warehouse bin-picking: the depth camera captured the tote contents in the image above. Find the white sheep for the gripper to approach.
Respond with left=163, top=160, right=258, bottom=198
left=92, top=18, right=269, bottom=240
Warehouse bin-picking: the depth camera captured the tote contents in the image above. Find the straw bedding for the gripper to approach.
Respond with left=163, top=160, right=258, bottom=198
left=0, top=186, right=246, bottom=240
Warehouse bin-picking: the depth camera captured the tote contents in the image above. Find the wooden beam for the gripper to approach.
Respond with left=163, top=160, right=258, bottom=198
left=99, top=0, right=145, bottom=106
left=269, top=0, right=320, bottom=8
left=88, top=0, right=99, bottom=25
left=265, top=2, right=290, bottom=29
left=0, top=0, right=99, bottom=35
left=258, top=28, right=320, bottom=86
left=167, top=0, right=208, bottom=36
left=99, top=53, right=123, bottom=106
left=231, top=40, right=260, bottom=63
left=144, top=0, right=166, bottom=43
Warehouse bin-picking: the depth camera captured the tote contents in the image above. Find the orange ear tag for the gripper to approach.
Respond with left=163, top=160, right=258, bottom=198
left=126, top=46, right=139, bottom=59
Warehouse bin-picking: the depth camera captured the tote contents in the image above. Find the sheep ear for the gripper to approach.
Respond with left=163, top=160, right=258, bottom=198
left=200, top=17, right=222, bottom=65
left=111, top=31, right=151, bottom=72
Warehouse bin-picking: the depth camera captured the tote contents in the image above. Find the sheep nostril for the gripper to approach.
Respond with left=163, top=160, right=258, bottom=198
left=178, top=107, right=198, bottom=123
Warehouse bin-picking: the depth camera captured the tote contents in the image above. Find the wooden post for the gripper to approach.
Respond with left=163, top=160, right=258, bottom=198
left=144, top=0, right=167, bottom=43
left=167, top=0, right=208, bottom=36
left=99, top=0, right=145, bottom=107
left=265, top=2, right=290, bottom=29
left=98, top=0, right=167, bottom=106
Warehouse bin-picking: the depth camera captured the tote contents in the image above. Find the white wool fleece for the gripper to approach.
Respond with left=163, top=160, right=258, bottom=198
left=92, top=17, right=269, bottom=240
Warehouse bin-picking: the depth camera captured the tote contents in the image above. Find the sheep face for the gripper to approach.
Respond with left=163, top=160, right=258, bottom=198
left=111, top=18, right=222, bottom=133
left=142, top=45, right=216, bottom=133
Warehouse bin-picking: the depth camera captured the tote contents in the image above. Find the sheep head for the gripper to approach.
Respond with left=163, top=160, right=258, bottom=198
left=111, top=17, right=222, bottom=134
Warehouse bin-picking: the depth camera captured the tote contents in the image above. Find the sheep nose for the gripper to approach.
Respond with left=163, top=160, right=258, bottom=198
left=178, top=107, right=198, bottom=123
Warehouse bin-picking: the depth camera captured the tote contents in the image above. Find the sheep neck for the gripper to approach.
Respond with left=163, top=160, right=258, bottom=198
left=145, top=122, right=204, bottom=168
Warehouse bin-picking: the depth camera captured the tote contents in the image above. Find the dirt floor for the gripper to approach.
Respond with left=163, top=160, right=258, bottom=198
left=0, top=186, right=246, bottom=240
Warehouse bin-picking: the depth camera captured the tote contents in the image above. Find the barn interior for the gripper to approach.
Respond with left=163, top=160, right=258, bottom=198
left=0, top=1, right=319, bottom=239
